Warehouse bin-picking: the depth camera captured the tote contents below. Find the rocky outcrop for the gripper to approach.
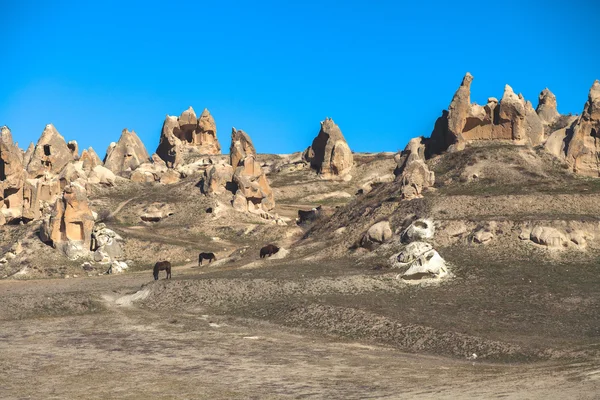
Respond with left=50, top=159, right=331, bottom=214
left=360, top=221, right=393, bottom=248
left=529, top=226, right=568, bottom=249
left=130, top=154, right=181, bottom=184
left=22, top=142, right=34, bottom=167
left=230, top=128, right=256, bottom=171
left=40, top=182, right=95, bottom=259
left=428, top=73, right=545, bottom=155
left=391, top=219, right=450, bottom=281
left=91, top=223, right=123, bottom=262
left=156, top=107, right=221, bottom=167
left=230, top=128, right=275, bottom=213
left=104, top=129, right=150, bottom=176
left=536, top=88, right=560, bottom=125
left=401, top=219, right=435, bottom=243
left=394, top=137, right=435, bottom=199
left=140, top=203, right=173, bottom=222
left=87, top=165, right=116, bottom=186
left=22, top=174, right=61, bottom=221
left=203, top=163, right=234, bottom=195
left=67, top=140, right=79, bottom=159
left=561, top=81, right=600, bottom=177
left=80, top=148, right=102, bottom=172
left=304, top=118, right=353, bottom=180
left=26, top=124, right=74, bottom=178
left=0, top=126, right=26, bottom=224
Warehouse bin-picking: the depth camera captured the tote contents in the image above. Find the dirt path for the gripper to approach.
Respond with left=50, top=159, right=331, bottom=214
left=108, top=197, right=138, bottom=219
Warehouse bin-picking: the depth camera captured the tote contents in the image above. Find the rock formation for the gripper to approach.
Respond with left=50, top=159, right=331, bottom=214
left=67, top=140, right=79, bottom=159
left=22, top=174, right=61, bottom=222
left=229, top=128, right=275, bottom=213
left=80, top=148, right=102, bottom=172
left=360, top=221, right=393, bottom=248
left=303, top=118, right=353, bottom=180
left=428, top=73, right=545, bottom=155
left=156, top=107, right=221, bottom=167
left=91, top=223, right=123, bottom=262
left=40, top=182, right=95, bottom=259
left=230, top=128, right=256, bottom=170
left=104, top=129, right=149, bottom=176
left=26, top=124, right=74, bottom=178
left=391, top=219, right=449, bottom=281
left=22, top=142, right=34, bottom=167
left=394, top=137, right=435, bottom=199
left=560, top=81, right=600, bottom=177
left=130, top=154, right=181, bottom=184
left=140, top=203, right=173, bottom=222
left=536, top=88, right=560, bottom=125
left=203, top=163, right=234, bottom=195
left=0, top=126, right=26, bottom=224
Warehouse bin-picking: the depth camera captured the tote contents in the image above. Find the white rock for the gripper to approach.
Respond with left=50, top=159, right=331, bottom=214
left=401, top=219, right=435, bottom=243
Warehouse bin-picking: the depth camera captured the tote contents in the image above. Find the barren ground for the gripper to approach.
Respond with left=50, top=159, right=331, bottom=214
left=2, top=149, right=600, bottom=398
left=1, top=271, right=599, bottom=400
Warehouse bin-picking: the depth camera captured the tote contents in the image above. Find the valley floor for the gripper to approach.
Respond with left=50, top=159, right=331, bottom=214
left=1, top=271, right=599, bottom=400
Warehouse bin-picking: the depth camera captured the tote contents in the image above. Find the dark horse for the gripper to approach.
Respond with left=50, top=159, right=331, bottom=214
left=198, top=252, right=217, bottom=266
left=153, top=261, right=172, bottom=280
left=260, top=244, right=280, bottom=258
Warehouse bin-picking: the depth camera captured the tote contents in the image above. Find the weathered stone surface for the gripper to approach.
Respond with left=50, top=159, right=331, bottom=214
left=536, top=88, right=560, bottom=125
left=203, top=164, right=234, bottom=195
left=27, top=124, right=74, bottom=178
left=130, top=155, right=168, bottom=183
left=22, top=174, right=61, bottom=221
left=401, top=219, right=435, bottom=243
left=58, top=162, right=87, bottom=186
left=562, top=81, right=600, bottom=177
left=104, top=129, right=150, bottom=176
left=529, top=226, right=568, bottom=249
left=394, top=137, right=435, bottom=200
left=91, top=223, right=123, bottom=261
left=156, top=115, right=185, bottom=168
left=80, top=147, right=102, bottom=172
left=391, top=241, right=449, bottom=281
left=140, top=203, right=173, bottom=222
left=232, top=192, right=248, bottom=212
left=67, top=140, right=79, bottom=159
left=428, top=74, right=545, bottom=155
left=156, top=107, right=221, bottom=167
left=40, top=182, right=95, bottom=259
left=230, top=128, right=256, bottom=169
left=159, top=169, right=181, bottom=184
left=473, top=229, right=494, bottom=244
left=229, top=129, right=275, bottom=212
left=361, top=221, right=393, bottom=247
left=304, top=118, right=353, bottom=180
left=22, top=142, right=35, bottom=167
left=87, top=165, right=116, bottom=186
left=0, top=126, right=26, bottom=224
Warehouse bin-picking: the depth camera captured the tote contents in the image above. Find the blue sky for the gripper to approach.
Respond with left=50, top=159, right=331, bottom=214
left=1, top=0, right=599, bottom=157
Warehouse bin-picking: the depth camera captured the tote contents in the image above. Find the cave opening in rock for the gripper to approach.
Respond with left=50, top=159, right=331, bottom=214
left=44, top=145, right=51, bottom=156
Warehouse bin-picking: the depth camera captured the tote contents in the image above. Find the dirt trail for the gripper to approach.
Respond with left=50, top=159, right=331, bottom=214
left=108, top=197, right=138, bottom=219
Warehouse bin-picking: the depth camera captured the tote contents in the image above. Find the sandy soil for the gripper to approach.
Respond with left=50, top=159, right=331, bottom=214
left=1, top=271, right=599, bottom=400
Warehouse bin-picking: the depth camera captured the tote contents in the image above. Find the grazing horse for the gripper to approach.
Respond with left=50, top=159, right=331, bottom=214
left=153, top=261, right=172, bottom=280
left=260, top=244, right=280, bottom=258
left=198, top=252, right=217, bottom=266
left=297, top=206, right=322, bottom=225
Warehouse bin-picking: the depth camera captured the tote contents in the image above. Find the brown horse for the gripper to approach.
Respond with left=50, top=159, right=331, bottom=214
left=198, top=252, right=217, bottom=266
left=153, top=261, right=172, bottom=280
left=260, top=244, right=280, bottom=258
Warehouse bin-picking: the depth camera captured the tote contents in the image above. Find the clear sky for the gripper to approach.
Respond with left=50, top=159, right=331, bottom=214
left=1, top=0, right=599, bottom=158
